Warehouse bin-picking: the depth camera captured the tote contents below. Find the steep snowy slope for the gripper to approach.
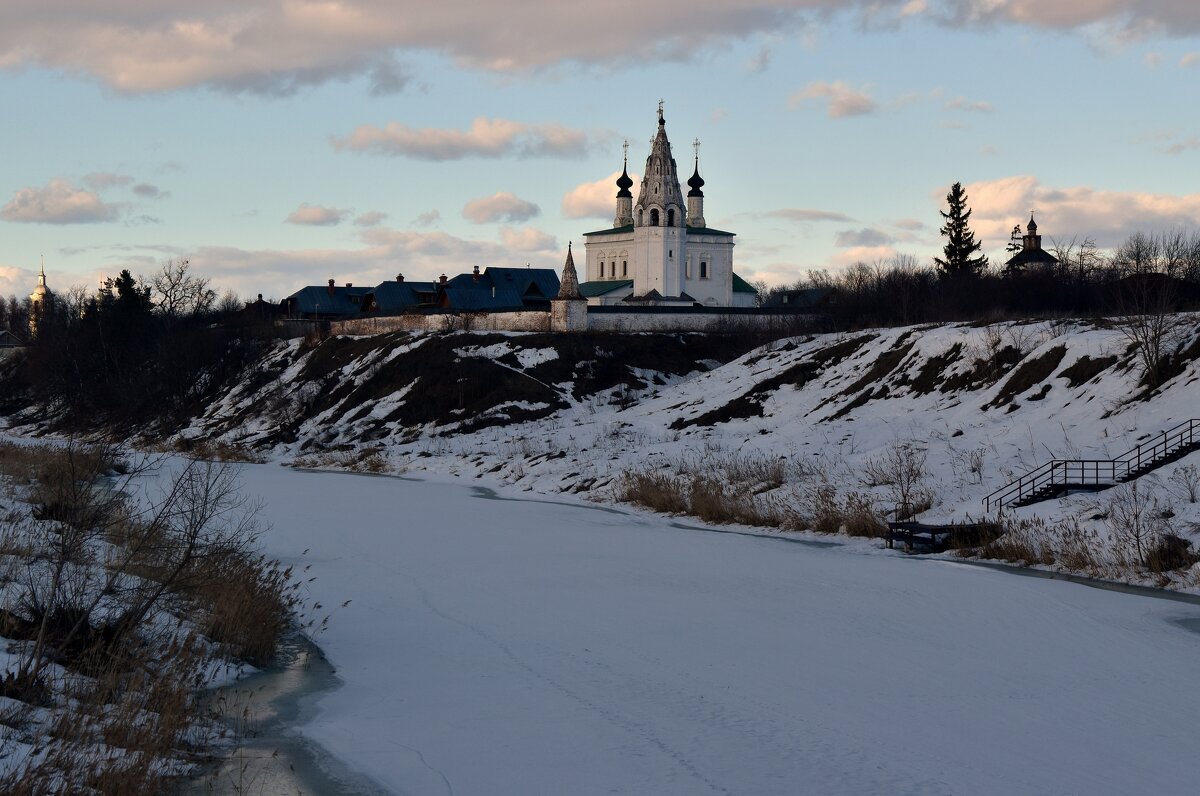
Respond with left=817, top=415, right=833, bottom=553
left=154, top=316, right=1200, bottom=583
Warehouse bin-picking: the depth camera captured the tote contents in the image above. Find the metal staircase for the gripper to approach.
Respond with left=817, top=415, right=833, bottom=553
left=984, top=419, right=1200, bottom=512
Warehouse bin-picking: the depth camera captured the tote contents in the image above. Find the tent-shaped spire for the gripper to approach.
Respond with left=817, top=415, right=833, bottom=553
left=555, top=242, right=583, bottom=300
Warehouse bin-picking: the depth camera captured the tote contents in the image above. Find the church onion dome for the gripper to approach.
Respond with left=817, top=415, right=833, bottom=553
left=1027, top=214, right=1038, bottom=233
left=687, top=163, right=705, bottom=197
left=616, top=164, right=634, bottom=198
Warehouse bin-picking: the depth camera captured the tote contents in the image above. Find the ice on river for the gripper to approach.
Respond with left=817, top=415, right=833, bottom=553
left=239, top=465, right=1200, bottom=796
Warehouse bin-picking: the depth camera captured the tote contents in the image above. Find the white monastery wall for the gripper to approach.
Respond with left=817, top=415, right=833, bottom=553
left=330, top=310, right=808, bottom=336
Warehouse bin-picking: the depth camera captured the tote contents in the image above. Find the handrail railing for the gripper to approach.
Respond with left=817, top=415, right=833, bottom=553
left=984, top=419, right=1199, bottom=512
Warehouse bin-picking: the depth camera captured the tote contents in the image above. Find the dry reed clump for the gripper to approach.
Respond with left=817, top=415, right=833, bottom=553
left=840, top=491, right=889, bottom=538
left=167, top=437, right=268, bottom=464
left=975, top=517, right=1105, bottom=574
left=685, top=476, right=784, bottom=527
left=617, top=471, right=689, bottom=515
left=616, top=469, right=786, bottom=527
left=619, top=450, right=897, bottom=536
left=194, top=552, right=300, bottom=668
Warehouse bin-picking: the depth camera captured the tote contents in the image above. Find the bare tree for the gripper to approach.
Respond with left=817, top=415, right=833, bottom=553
left=1114, top=269, right=1188, bottom=388
left=152, top=258, right=216, bottom=319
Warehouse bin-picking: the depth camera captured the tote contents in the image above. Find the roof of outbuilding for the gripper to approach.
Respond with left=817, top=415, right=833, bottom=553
left=731, top=273, right=757, bottom=293
left=579, top=279, right=633, bottom=297
left=440, top=285, right=526, bottom=311
left=1005, top=248, right=1059, bottom=268
left=484, top=267, right=560, bottom=300
left=286, top=284, right=372, bottom=315
left=370, top=280, right=438, bottom=311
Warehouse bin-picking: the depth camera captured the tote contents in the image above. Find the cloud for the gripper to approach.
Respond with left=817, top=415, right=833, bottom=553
left=132, top=182, right=169, bottom=199
left=0, top=265, right=37, bottom=301
left=893, top=218, right=924, bottom=230
left=499, top=226, right=558, bottom=252
left=353, top=211, right=388, bottom=227
left=366, top=58, right=414, bottom=96
left=829, top=245, right=899, bottom=268
left=764, top=208, right=854, bottom=223
left=960, top=175, right=1200, bottom=248
left=835, top=228, right=895, bottom=247
left=788, top=81, right=878, bottom=118
left=332, top=116, right=598, bottom=160
left=285, top=203, right=349, bottom=226
left=2, top=179, right=124, bottom=224
left=83, top=172, right=133, bottom=191
left=941, top=1, right=1200, bottom=36
left=413, top=209, right=441, bottom=227
left=6, top=3, right=1200, bottom=95
left=562, top=170, right=642, bottom=219
left=745, top=46, right=772, bottom=74
left=462, top=192, right=541, bottom=224
left=1181, top=52, right=1200, bottom=67
left=1163, top=137, right=1200, bottom=155
left=943, top=96, right=993, bottom=112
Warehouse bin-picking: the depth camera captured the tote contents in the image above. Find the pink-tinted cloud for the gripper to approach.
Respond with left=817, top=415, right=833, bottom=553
left=285, top=203, right=349, bottom=226
left=2, top=178, right=124, bottom=224
left=788, top=81, right=878, bottom=118
left=765, top=208, right=855, bottom=223
left=499, top=226, right=557, bottom=252
left=332, top=117, right=597, bottom=160
left=462, top=192, right=540, bottom=224
left=561, top=170, right=642, bottom=219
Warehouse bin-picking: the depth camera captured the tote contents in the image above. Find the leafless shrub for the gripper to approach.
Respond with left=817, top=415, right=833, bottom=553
left=1106, top=480, right=1173, bottom=568
left=1168, top=463, right=1199, bottom=504
left=862, top=441, right=932, bottom=519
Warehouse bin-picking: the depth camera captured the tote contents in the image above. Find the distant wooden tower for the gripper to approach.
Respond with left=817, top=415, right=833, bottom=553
left=1004, top=214, right=1059, bottom=274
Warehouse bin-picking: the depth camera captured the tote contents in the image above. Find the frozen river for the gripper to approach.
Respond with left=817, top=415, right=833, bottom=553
left=235, top=464, right=1200, bottom=796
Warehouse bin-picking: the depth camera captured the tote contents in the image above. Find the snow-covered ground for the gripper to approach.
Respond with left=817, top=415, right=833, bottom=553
left=241, top=463, right=1200, bottom=796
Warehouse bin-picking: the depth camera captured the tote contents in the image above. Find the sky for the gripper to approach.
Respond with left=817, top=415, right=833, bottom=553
left=2, top=1, right=1200, bottom=302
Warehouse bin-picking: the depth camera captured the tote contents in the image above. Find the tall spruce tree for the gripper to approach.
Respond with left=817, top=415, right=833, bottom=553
left=935, top=182, right=988, bottom=277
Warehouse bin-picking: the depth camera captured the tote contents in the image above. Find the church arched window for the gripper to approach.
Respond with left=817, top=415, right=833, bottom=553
left=650, top=209, right=660, bottom=226
left=700, top=261, right=708, bottom=279
left=667, top=208, right=675, bottom=227
left=637, top=209, right=643, bottom=226
left=622, top=261, right=627, bottom=277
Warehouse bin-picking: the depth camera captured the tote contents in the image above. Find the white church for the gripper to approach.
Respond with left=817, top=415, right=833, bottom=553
left=578, top=104, right=757, bottom=307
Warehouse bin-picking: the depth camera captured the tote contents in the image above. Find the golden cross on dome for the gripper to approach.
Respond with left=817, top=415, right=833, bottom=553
left=693, top=138, right=701, bottom=159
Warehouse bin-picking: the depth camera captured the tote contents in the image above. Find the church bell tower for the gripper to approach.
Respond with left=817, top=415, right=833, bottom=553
left=632, top=102, right=685, bottom=297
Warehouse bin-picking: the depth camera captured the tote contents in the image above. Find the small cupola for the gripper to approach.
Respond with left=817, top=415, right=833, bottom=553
left=616, top=164, right=634, bottom=199
left=687, top=161, right=705, bottom=198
